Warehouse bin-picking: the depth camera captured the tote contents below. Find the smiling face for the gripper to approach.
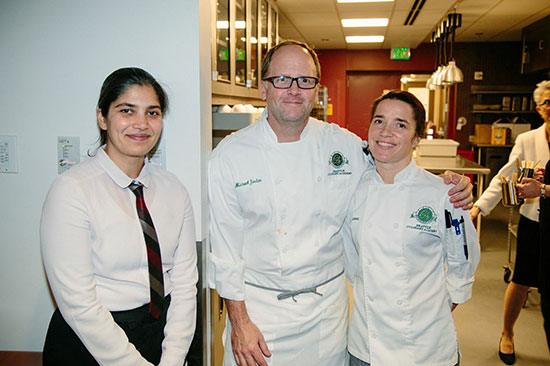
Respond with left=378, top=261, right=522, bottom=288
left=260, top=45, right=319, bottom=128
left=368, top=98, right=420, bottom=173
left=97, top=84, right=163, bottom=172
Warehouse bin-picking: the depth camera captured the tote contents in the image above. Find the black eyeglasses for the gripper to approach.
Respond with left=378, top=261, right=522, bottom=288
left=263, top=75, right=319, bottom=89
left=539, top=99, right=550, bottom=107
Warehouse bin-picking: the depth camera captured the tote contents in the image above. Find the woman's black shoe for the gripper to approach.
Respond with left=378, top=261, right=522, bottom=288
left=498, top=337, right=516, bottom=365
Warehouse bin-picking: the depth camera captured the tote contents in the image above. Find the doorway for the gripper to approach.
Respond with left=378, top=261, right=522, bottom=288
left=346, top=72, right=402, bottom=141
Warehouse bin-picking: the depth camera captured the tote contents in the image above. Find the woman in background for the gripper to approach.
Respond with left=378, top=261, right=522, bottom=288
left=41, top=67, right=197, bottom=365
left=346, top=90, right=480, bottom=366
left=516, top=162, right=549, bottom=350
left=470, top=80, right=550, bottom=365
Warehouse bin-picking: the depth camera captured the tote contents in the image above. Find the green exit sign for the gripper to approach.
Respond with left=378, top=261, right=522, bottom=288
left=390, top=47, right=411, bottom=60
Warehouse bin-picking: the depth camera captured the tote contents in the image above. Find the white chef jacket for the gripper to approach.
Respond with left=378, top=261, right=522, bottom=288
left=41, top=147, right=198, bottom=366
left=475, top=124, right=549, bottom=221
left=346, top=160, right=480, bottom=366
left=208, top=109, right=371, bottom=365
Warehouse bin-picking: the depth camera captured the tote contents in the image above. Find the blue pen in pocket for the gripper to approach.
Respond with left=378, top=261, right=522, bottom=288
left=447, top=211, right=468, bottom=259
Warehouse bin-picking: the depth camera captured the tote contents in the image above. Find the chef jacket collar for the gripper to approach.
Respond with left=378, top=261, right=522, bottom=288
left=96, top=146, right=151, bottom=189
left=260, top=107, right=312, bottom=144
left=372, top=158, right=417, bottom=184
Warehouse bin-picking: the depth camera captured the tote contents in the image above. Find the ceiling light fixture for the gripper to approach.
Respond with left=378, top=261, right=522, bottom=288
left=342, top=18, right=389, bottom=27
left=345, top=35, right=384, bottom=43
left=443, top=13, right=463, bottom=84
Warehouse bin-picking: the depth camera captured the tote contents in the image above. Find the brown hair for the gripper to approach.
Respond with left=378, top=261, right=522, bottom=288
left=261, top=40, right=321, bottom=80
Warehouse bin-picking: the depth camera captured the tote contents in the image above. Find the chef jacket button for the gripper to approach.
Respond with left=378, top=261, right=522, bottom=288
left=317, top=176, right=322, bottom=182
left=275, top=178, right=282, bottom=184
left=395, top=262, right=400, bottom=267
left=282, top=248, right=288, bottom=253
left=393, top=223, right=399, bottom=229
left=315, top=210, right=321, bottom=216
left=397, top=300, right=403, bottom=305
left=371, top=333, right=377, bottom=339
left=366, top=259, right=372, bottom=265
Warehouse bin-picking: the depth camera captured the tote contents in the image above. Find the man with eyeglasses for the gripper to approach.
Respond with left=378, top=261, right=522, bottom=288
left=208, top=40, right=473, bottom=366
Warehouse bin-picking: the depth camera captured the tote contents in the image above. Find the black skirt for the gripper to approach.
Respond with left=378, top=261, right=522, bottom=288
left=512, top=215, right=540, bottom=287
left=43, top=296, right=170, bottom=366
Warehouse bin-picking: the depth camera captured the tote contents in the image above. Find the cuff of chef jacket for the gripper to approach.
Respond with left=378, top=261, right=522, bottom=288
left=209, top=253, right=246, bottom=300
left=446, top=274, right=474, bottom=304
left=474, top=201, right=490, bottom=216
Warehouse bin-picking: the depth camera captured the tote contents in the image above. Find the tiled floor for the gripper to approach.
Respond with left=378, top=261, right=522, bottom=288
left=454, top=203, right=549, bottom=366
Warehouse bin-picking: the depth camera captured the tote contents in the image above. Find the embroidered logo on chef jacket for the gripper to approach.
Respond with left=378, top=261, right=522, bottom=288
left=406, top=206, right=438, bottom=233
left=235, top=178, right=262, bottom=188
left=328, top=151, right=351, bottom=176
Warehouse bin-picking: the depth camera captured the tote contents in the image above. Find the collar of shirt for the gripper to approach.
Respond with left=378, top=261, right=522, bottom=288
left=372, top=158, right=417, bottom=184
left=260, top=107, right=312, bottom=145
left=96, top=146, right=151, bottom=189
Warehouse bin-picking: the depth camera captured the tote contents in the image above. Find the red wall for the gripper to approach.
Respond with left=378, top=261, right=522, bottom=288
left=316, top=50, right=348, bottom=127
left=317, top=44, right=436, bottom=129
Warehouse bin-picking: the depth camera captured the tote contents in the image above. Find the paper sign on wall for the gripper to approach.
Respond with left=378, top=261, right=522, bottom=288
left=0, top=135, right=18, bottom=173
left=57, top=136, right=80, bottom=174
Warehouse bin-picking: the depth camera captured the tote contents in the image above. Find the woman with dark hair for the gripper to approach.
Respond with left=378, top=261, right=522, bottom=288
left=345, top=90, right=480, bottom=366
left=41, top=67, right=197, bottom=365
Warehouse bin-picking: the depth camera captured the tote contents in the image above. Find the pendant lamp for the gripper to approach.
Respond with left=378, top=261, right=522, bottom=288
left=435, top=21, right=452, bottom=86
left=443, top=13, right=463, bottom=84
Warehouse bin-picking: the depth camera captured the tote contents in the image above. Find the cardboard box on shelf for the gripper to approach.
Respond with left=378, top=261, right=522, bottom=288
left=491, top=128, right=510, bottom=145
left=475, top=124, right=492, bottom=144
left=493, top=122, right=530, bottom=142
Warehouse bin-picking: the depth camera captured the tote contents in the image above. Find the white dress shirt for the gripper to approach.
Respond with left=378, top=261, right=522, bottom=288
left=475, top=124, right=549, bottom=221
left=208, top=109, right=371, bottom=365
left=346, top=160, right=480, bottom=366
left=41, top=147, right=198, bottom=366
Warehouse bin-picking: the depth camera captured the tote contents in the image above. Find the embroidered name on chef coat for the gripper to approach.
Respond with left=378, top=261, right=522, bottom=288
left=406, top=206, right=438, bottom=233
left=235, top=178, right=262, bottom=188
left=328, top=151, right=352, bottom=176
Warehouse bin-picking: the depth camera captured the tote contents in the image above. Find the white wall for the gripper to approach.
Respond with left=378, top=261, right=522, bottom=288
left=0, top=0, right=211, bottom=351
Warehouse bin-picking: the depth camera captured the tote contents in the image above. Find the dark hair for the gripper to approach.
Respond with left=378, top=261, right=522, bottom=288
left=261, top=40, right=321, bottom=80
left=97, top=67, right=168, bottom=146
left=370, top=90, right=426, bottom=138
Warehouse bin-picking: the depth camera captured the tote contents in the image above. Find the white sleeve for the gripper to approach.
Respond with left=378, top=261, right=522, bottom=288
left=342, top=201, right=358, bottom=282
left=208, top=151, right=246, bottom=300
left=442, top=201, right=481, bottom=304
left=40, top=176, right=152, bottom=366
left=159, top=188, right=198, bottom=366
left=475, top=136, right=526, bottom=216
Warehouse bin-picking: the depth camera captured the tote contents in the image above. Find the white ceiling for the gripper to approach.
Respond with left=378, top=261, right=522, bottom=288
left=276, top=0, right=550, bottom=50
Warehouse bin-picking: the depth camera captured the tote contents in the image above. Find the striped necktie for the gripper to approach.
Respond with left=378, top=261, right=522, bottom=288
left=129, top=181, right=164, bottom=319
